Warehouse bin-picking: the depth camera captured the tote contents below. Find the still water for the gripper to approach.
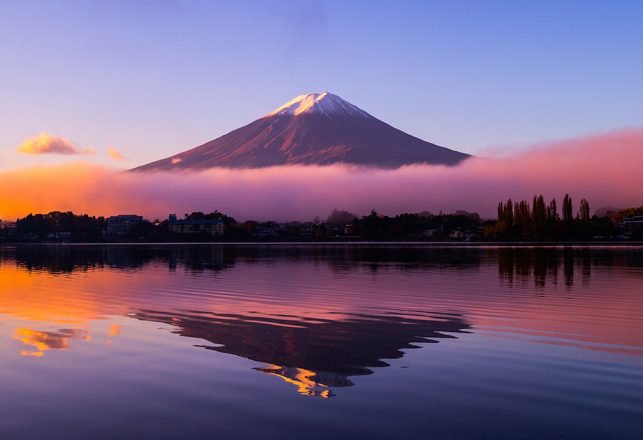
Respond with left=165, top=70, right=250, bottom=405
left=0, top=244, right=641, bottom=439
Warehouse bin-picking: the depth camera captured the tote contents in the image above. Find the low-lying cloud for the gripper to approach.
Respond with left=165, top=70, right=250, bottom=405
left=1, top=129, right=642, bottom=221
left=17, top=133, right=93, bottom=155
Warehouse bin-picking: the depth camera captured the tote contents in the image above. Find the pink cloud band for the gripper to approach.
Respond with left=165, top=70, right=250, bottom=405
left=1, top=128, right=641, bottom=221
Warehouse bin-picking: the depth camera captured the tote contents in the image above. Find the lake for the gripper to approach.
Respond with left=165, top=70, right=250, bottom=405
left=0, top=244, right=641, bottom=439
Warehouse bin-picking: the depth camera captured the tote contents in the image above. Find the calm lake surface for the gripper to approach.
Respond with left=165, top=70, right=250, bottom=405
left=0, top=244, right=641, bottom=439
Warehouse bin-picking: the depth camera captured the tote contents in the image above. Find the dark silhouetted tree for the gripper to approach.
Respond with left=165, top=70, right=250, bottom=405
left=497, top=199, right=514, bottom=236
left=326, top=209, right=357, bottom=225
left=562, top=194, right=573, bottom=224
left=514, top=200, right=532, bottom=237
left=547, top=198, right=559, bottom=223
left=578, top=198, right=590, bottom=222
left=532, top=195, right=546, bottom=240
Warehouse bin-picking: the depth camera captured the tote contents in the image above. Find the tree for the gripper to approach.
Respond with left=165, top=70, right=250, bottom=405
left=547, top=198, right=559, bottom=223
left=496, top=199, right=513, bottom=235
left=562, top=194, right=573, bottom=223
left=578, top=198, right=591, bottom=222
left=514, top=200, right=532, bottom=237
left=326, top=209, right=357, bottom=225
left=504, top=199, right=514, bottom=231
left=532, top=195, right=546, bottom=240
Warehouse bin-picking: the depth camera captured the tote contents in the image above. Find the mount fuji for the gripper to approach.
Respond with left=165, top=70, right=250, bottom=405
left=133, top=92, right=470, bottom=171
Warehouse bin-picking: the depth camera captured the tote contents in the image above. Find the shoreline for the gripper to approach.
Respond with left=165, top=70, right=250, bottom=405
left=2, top=241, right=643, bottom=247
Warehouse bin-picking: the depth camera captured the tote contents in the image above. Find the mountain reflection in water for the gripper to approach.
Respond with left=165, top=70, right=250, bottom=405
left=1, top=244, right=642, bottom=401
left=134, top=308, right=469, bottom=397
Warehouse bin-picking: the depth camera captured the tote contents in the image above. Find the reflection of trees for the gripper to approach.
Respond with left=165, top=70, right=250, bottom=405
left=589, top=248, right=643, bottom=268
left=5, top=244, right=484, bottom=275
left=219, top=245, right=483, bottom=274
left=3, top=244, right=641, bottom=284
left=134, top=310, right=469, bottom=397
left=322, top=246, right=483, bottom=273
left=9, top=245, right=235, bottom=274
left=496, top=247, right=595, bottom=288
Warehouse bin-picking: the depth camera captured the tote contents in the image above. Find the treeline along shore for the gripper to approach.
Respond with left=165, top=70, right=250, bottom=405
left=0, top=194, right=641, bottom=243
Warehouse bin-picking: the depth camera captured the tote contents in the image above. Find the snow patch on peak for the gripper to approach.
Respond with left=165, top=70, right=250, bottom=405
left=266, top=92, right=374, bottom=119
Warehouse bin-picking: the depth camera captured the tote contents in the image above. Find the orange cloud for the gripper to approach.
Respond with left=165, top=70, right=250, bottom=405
left=13, top=328, right=90, bottom=357
left=17, top=133, right=93, bottom=155
left=0, top=128, right=641, bottom=221
left=108, top=147, right=126, bottom=161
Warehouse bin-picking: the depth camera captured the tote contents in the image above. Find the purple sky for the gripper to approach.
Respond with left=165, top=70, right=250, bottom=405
left=1, top=1, right=643, bottom=170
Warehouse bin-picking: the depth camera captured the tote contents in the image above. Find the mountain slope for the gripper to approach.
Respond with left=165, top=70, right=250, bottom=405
left=133, top=92, right=470, bottom=171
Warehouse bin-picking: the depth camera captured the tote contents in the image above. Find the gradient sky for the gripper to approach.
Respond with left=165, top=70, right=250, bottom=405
left=1, top=0, right=642, bottom=169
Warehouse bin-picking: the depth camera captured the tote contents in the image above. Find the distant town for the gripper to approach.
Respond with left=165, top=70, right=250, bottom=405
left=0, top=195, right=641, bottom=243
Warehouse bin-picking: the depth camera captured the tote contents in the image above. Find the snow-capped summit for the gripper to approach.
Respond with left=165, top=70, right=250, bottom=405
left=266, top=92, right=374, bottom=119
left=133, top=92, right=470, bottom=171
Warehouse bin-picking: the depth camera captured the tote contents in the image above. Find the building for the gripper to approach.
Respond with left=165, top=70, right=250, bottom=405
left=623, top=215, right=643, bottom=235
left=422, top=228, right=439, bottom=238
left=450, top=229, right=466, bottom=240
left=282, top=222, right=314, bottom=238
left=254, top=223, right=279, bottom=239
left=106, top=215, right=143, bottom=236
left=46, top=232, right=73, bottom=241
left=0, top=220, right=17, bottom=236
left=168, top=214, right=224, bottom=236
